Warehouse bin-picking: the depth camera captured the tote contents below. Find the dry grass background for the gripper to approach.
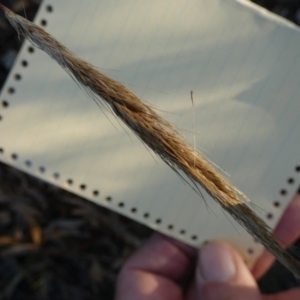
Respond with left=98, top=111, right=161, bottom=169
left=0, top=163, right=152, bottom=299
left=0, top=0, right=300, bottom=298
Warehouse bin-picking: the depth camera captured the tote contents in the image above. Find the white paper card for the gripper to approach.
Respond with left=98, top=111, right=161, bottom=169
left=1, top=0, right=300, bottom=266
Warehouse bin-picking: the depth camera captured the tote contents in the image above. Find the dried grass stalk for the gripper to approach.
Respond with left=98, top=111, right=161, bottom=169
left=2, top=5, right=300, bottom=278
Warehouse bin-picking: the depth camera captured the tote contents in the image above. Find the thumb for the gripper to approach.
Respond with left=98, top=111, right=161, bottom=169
left=196, top=241, right=262, bottom=300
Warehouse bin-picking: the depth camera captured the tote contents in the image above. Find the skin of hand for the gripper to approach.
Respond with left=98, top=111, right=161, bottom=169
left=115, top=194, right=300, bottom=300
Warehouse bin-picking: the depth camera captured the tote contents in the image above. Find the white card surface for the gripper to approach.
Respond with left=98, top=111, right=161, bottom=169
left=1, top=0, right=300, bottom=266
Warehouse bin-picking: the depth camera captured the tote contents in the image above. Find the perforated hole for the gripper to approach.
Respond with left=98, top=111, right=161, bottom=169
left=143, top=213, right=149, bottom=219
left=180, top=229, right=186, bottom=235
left=66, top=179, right=73, bottom=185
left=0, top=148, right=3, bottom=154
left=295, top=166, right=300, bottom=172
left=28, top=46, right=34, bottom=54
left=106, top=196, right=112, bottom=202
left=79, top=184, right=86, bottom=190
left=0, top=115, right=2, bottom=121
left=287, top=178, right=294, bottom=184
left=11, top=153, right=18, bottom=160
left=25, top=160, right=32, bottom=167
left=53, top=173, right=60, bottom=179
left=14, top=74, right=21, bottom=81
left=191, top=235, right=198, bottom=241
left=21, top=60, right=28, bottom=67
left=155, top=219, right=161, bottom=224
left=168, top=224, right=174, bottom=230
left=46, top=5, right=53, bottom=12
left=118, top=202, right=124, bottom=208
left=247, top=248, right=254, bottom=255
left=267, top=213, right=273, bottom=220
left=273, top=201, right=280, bottom=208
left=2, top=101, right=8, bottom=108
left=40, top=19, right=47, bottom=27
left=39, top=166, right=46, bottom=173
left=93, top=190, right=99, bottom=197
left=280, top=189, right=287, bottom=196
left=7, top=87, right=15, bottom=94
left=131, top=207, right=137, bottom=213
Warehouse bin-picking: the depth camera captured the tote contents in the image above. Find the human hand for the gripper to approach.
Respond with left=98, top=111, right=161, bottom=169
left=116, top=194, right=300, bottom=299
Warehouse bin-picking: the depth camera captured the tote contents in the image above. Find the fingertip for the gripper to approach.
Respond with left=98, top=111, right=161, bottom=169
left=119, top=233, right=196, bottom=282
left=157, top=233, right=197, bottom=258
left=252, top=194, right=300, bottom=280
left=116, top=233, right=196, bottom=300
left=197, top=241, right=236, bottom=284
left=252, top=249, right=275, bottom=280
left=125, top=233, right=195, bottom=270
left=196, top=241, right=260, bottom=299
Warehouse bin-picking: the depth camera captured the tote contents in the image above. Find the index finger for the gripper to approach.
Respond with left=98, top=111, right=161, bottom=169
left=252, top=194, right=300, bottom=279
left=115, top=233, right=196, bottom=300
